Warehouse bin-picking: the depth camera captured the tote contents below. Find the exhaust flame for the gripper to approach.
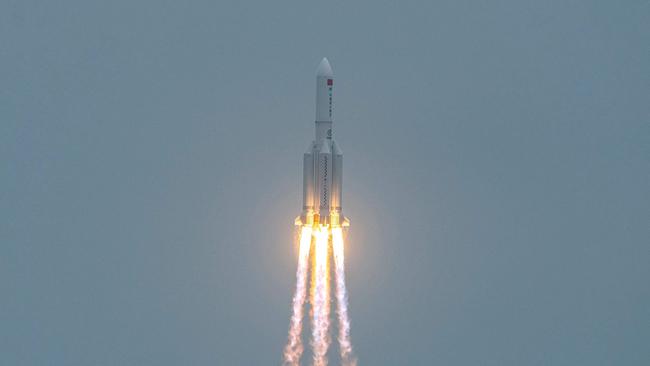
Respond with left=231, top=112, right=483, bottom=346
left=332, top=228, right=356, bottom=366
left=283, top=226, right=313, bottom=366
left=311, top=226, right=331, bottom=366
left=283, top=224, right=355, bottom=365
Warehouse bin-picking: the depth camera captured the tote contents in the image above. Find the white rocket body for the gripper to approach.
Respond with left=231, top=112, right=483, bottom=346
left=297, top=58, right=348, bottom=228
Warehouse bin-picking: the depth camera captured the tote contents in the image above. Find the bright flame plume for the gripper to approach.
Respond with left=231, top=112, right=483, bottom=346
left=283, top=224, right=355, bottom=366
left=311, top=226, right=331, bottom=366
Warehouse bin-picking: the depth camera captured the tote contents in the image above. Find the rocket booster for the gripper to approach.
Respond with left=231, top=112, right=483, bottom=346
left=297, top=58, right=348, bottom=228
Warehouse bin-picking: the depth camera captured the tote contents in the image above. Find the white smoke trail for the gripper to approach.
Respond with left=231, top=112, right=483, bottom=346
left=283, top=226, right=313, bottom=366
left=332, top=228, right=356, bottom=366
left=311, top=227, right=331, bottom=366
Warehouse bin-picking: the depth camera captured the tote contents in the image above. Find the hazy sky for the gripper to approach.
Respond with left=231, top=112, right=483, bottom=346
left=1, top=1, right=648, bottom=365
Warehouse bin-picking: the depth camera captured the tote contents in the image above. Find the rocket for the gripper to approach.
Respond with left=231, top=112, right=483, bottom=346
left=296, top=58, right=349, bottom=228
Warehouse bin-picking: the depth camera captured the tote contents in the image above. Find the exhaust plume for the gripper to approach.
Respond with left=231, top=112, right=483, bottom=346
left=311, top=227, right=331, bottom=366
left=283, top=226, right=313, bottom=366
left=332, top=228, right=356, bottom=366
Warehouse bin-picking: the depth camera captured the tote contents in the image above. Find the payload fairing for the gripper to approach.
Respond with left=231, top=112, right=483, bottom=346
left=296, top=58, right=349, bottom=228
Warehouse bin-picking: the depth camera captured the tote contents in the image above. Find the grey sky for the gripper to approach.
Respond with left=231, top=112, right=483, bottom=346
left=1, top=0, right=648, bottom=365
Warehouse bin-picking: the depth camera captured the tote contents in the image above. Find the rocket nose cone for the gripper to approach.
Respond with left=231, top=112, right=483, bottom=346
left=316, top=58, right=333, bottom=77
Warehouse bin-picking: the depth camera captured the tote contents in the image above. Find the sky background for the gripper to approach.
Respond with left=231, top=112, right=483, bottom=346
left=1, top=1, right=649, bottom=365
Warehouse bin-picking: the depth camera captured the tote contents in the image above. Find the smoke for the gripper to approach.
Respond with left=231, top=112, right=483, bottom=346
left=283, top=226, right=313, bottom=366
left=332, top=228, right=357, bottom=366
left=311, top=227, right=331, bottom=366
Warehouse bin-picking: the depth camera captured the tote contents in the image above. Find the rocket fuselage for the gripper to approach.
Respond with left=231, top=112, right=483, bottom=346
left=299, top=58, right=348, bottom=228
